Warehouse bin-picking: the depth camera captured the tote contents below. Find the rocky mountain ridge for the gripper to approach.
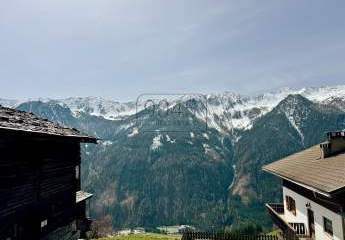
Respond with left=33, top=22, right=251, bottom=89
left=2, top=85, right=345, bottom=133
left=2, top=85, right=345, bottom=230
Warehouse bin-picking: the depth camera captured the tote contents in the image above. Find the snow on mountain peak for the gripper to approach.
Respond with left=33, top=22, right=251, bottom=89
left=202, top=85, right=345, bottom=132
left=58, top=97, right=137, bottom=120
left=0, top=85, right=344, bottom=132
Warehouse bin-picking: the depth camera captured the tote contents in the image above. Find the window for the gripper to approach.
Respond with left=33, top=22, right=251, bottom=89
left=285, top=195, right=296, bottom=215
left=323, top=217, right=333, bottom=236
left=40, top=219, right=48, bottom=228
left=75, top=165, right=80, bottom=180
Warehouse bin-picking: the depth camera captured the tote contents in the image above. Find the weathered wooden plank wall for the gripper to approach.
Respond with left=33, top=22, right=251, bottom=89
left=0, top=134, right=81, bottom=239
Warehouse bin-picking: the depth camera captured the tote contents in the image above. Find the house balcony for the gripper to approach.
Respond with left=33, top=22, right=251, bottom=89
left=265, top=203, right=313, bottom=240
left=76, top=190, right=93, bottom=238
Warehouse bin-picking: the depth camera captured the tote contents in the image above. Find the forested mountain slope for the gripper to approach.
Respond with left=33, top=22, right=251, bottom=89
left=7, top=85, right=345, bottom=230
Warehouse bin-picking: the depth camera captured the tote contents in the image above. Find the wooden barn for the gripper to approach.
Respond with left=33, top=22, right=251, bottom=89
left=0, top=106, right=97, bottom=240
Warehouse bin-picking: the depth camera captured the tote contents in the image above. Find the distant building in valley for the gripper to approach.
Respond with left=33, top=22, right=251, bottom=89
left=263, top=131, right=345, bottom=240
left=0, top=106, right=97, bottom=240
left=178, top=225, right=195, bottom=234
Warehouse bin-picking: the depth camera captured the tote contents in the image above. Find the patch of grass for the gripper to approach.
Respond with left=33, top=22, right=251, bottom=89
left=96, top=233, right=181, bottom=240
left=266, top=229, right=280, bottom=236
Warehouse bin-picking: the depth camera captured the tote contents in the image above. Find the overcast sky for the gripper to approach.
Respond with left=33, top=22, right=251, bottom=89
left=0, top=0, right=344, bottom=101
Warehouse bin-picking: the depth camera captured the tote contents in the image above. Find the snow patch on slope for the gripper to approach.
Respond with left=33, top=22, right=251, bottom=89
left=166, top=135, right=176, bottom=143
left=102, top=140, right=113, bottom=146
left=60, top=97, right=137, bottom=120
left=128, top=127, right=139, bottom=137
left=202, top=143, right=211, bottom=154
left=281, top=96, right=306, bottom=145
left=190, top=132, right=195, bottom=138
left=202, top=133, right=209, bottom=140
left=151, top=135, right=162, bottom=150
left=0, top=98, right=26, bottom=108
left=286, top=115, right=304, bottom=145
left=228, top=164, right=237, bottom=190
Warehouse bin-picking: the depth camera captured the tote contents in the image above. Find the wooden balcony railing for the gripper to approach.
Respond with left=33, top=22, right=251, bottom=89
left=288, top=223, right=306, bottom=236
left=268, top=203, right=284, bottom=214
left=265, top=203, right=312, bottom=240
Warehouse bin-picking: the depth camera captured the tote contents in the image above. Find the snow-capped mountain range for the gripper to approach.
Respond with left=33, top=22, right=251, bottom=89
left=7, top=85, right=345, bottom=228
left=1, top=85, right=345, bottom=133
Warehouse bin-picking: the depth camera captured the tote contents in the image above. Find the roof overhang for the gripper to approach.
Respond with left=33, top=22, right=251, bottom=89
left=76, top=190, right=93, bottom=203
left=0, top=126, right=98, bottom=143
left=262, top=166, right=332, bottom=198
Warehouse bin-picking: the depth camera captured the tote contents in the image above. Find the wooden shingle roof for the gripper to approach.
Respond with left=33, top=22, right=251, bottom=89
left=262, top=145, right=345, bottom=196
left=0, top=105, right=96, bottom=143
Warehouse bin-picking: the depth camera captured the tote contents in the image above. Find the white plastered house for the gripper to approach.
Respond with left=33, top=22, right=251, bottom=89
left=263, top=131, right=345, bottom=240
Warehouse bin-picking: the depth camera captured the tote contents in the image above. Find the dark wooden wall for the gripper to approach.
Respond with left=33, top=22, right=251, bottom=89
left=283, top=180, right=345, bottom=213
left=0, top=133, right=81, bottom=239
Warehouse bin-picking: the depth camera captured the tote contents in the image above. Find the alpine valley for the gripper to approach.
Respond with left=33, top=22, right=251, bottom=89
left=2, top=85, right=345, bottom=230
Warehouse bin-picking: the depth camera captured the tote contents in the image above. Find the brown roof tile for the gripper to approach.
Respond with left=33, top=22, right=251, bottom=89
left=262, top=145, right=345, bottom=195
